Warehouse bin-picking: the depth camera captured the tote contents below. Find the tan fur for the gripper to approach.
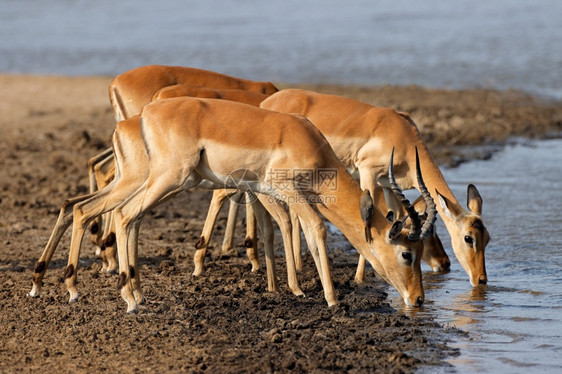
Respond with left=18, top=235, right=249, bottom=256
left=109, top=65, right=278, bottom=119
left=261, top=89, right=488, bottom=286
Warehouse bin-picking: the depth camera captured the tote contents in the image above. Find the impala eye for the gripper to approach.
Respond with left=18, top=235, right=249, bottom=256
left=464, top=235, right=473, bottom=245
left=402, top=252, right=413, bottom=263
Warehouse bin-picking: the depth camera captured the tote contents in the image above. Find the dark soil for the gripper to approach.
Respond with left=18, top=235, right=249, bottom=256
left=1, top=74, right=560, bottom=373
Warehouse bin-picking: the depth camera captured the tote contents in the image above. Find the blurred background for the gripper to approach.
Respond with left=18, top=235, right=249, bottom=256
left=1, top=0, right=561, bottom=98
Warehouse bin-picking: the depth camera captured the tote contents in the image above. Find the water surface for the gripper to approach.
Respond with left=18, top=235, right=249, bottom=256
left=391, top=139, right=562, bottom=373
left=1, top=0, right=561, bottom=98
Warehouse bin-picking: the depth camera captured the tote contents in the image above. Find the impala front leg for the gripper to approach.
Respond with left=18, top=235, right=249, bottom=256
left=290, top=209, right=303, bottom=271
left=249, top=198, right=278, bottom=292
left=283, top=190, right=336, bottom=306
left=221, top=191, right=243, bottom=252
left=244, top=199, right=260, bottom=272
left=354, top=168, right=385, bottom=284
left=258, top=195, right=303, bottom=297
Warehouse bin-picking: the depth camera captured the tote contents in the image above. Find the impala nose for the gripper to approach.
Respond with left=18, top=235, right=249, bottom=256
left=415, top=296, right=424, bottom=307
left=478, top=275, right=488, bottom=285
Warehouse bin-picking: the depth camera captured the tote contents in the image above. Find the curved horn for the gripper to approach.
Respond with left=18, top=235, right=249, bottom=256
left=388, top=147, right=422, bottom=241
left=415, top=147, right=437, bottom=239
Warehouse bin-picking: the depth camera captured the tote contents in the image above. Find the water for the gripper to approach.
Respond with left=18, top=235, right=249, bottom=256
left=1, top=0, right=561, bottom=98
left=387, top=139, right=562, bottom=373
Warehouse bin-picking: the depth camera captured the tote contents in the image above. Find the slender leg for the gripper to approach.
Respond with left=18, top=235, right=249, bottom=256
left=244, top=199, right=260, bottom=272
left=259, top=195, right=303, bottom=297
left=87, top=150, right=114, bottom=248
left=354, top=168, right=383, bottom=283
left=221, top=192, right=243, bottom=252
left=87, top=147, right=113, bottom=194
left=63, top=176, right=145, bottom=303
left=193, top=189, right=237, bottom=276
left=128, top=219, right=145, bottom=304
left=274, top=187, right=336, bottom=306
left=297, top=214, right=324, bottom=288
left=100, top=211, right=118, bottom=274
left=113, top=170, right=202, bottom=313
left=290, top=208, right=303, bottom=271
left=29, top=192, right=97, bottom=297
left=355, top=256, right=367, bottom=284
left=249, top=197, right=278, bottom=292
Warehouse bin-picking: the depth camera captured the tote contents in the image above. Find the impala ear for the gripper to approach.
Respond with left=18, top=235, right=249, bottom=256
left=436, top=189, right=461, bottom=220
left=388, top=220, right=403, bottom=240
left=467, top=184, right=483, bottom=215
left=359, top=190, right=374, bottom=243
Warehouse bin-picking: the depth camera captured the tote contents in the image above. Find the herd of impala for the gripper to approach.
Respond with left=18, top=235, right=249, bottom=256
left=28, top=65, right=490, bottom=313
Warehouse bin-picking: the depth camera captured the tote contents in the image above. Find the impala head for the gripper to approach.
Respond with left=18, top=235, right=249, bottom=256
left=361, top=147, right=437, bottom=307
left=411, top=196, right=451, bottom=272
left=437, top=185, right=490, bottom=286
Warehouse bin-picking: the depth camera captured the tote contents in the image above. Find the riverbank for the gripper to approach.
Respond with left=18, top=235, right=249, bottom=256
left=0, top=74, right=560, bottom=372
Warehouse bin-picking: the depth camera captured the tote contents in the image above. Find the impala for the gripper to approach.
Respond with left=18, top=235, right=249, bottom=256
left=32, top=97, right=435, bottom=312
left=86, top=65, right=278, bottom=269
left=109, top=64, right=278, bottom=122
left=260, top=89, right=489, bottom=286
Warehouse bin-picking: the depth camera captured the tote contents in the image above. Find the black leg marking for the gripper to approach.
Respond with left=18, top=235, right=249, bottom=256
left=244, top=237, right=254, bottom=248
left=117, top=272, right=127, bottom=289
left=34, top=261, right=46, bottom=274
left=195, top=236, right=206, bottom=249
left=64, top=264, right=74, bottom=279
left=89, top=221, right=99, bottom=235
left=129, top=266, right=135, bottom=279
left=104, top=232, right=116, bottom=247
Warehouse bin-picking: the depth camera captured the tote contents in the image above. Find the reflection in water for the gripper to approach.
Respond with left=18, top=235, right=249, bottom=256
left=449, top=285, right=488, bottom=328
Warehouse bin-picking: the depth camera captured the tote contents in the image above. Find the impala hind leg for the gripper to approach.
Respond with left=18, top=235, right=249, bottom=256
left=63, top=178, right=143, bottom=303
left=113, top=171, right=202, bottom=313
left=193, top=189, right=237, bottom=276
left=87, top=149, right=114, bottom=248
left=29, top=192, right=98, bottom=297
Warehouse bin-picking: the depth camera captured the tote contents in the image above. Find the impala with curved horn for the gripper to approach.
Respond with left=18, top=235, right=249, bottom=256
left=32, top=97, right=434, bottom=312
left=259, top=89, right=488, bottom=286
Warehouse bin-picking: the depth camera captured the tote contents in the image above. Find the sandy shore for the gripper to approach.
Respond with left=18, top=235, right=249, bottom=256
left=0, top=74, right=560, bottom=372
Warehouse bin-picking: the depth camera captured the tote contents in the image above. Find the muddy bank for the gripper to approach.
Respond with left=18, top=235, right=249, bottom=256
left=0, top=74, right=560, bottom=372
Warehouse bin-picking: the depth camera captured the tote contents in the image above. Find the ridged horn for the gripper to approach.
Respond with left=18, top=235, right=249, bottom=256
left=388, top=147, right=422, bottom=241
left=415, top=147, right=437, bottom=239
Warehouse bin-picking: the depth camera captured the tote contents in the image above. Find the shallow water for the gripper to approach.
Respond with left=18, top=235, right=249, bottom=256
left=386, top=139, right=562, bottom=373
left=1, top=0, right=561, bottom=98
